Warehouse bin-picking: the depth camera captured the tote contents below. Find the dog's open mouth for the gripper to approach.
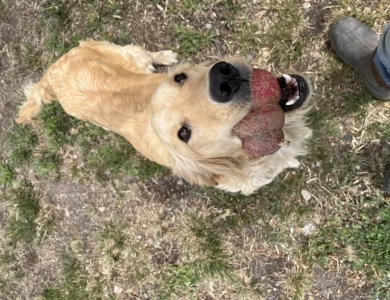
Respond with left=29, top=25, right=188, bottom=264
left=278, top=74, right=310, bottom=112
left=233, top=69, right=310, bottom=157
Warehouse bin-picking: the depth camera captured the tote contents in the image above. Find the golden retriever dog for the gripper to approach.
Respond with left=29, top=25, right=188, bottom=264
left=16, top=40, right=312, bottom=195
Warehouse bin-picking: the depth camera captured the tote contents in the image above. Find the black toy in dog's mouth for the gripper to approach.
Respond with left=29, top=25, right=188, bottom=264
left=278, top=74, right=310, bottom=112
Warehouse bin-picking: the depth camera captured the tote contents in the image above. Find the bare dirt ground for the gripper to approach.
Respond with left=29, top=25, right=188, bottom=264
left=0, top=0, right=390, bottom=299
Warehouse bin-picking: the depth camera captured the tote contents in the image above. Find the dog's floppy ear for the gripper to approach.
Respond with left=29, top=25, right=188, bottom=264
left=172, top=156, right=245, bottom=187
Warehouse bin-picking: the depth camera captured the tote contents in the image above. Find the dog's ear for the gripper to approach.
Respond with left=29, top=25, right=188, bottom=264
left=172, top=157, right=245, bottom=187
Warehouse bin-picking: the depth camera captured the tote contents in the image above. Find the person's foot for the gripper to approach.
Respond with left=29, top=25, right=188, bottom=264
left=330, top=17, right=390, bottom=101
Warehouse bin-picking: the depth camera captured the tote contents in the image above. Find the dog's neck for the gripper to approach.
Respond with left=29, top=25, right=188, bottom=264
left=116, top=73, right=176, bottom=168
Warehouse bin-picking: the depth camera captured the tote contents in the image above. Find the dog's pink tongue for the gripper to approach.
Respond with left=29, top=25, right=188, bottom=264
left=233, top=69, right=285, bottom=157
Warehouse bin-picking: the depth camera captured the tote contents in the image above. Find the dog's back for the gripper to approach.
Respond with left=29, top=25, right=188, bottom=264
left=16, top=41, right=151, bottom=125
left=16, top=40, right=178, bottom=168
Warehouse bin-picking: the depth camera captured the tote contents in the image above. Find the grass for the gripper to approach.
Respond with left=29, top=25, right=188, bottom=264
left=0, top=162, right=14, bottom=185
left=42, top=250, right=99, bottom=300
left=173, top=25, right=216, bottom=55
left=98, top=222, right=126, bottom=262
left=40, top=102, right=84, bottom=149
left=167, top=0, right=241, bottom=28
left=307, top=199, right=390, bottom=297
left=156, top=216, right=233, bottom=298
left=3, top=180, right=51, bottom=246
left=189, top=216, right=232, bottom=278
left=86, top=143, right=165, bottom=181
left=1, top=0, right=390, bottom=298
left=263, top=0, right=306, bottom=68
left=7, top=124, right=39, bottom=167
left=34, top=151, right=62, bottom=178
left=167, top=0, right=207, bottom=14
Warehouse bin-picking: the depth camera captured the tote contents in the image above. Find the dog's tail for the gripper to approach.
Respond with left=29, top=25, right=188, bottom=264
left=16, top=74, right=56, bottom=125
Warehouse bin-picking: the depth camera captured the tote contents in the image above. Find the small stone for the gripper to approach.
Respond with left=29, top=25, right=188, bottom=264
left=301, top=189, right=312, bottom=201
left=114, top=286, right=123, bottom=294
left=177, top=179, right=183, bottom=185
left=342, top=133, right=353, bottom=142
left=70, top=128, right=79, bottom=135
left=302, top=2, right=311, bottom=9
left=205, top=23, right=212, bottom=30
left=301, top=223, right=316, bottom=235
left=98, top=207, right=106, bottom=213
left=156, top=4, right=163, bottom=12
left=246, top=54, right=254, bottom=61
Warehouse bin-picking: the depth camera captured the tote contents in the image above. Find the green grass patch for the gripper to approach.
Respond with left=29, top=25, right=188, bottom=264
left=38, top=0, right=76, bottom=59
left=198, top=188, right=259, bottom=227
left=98, top=222, right=126, bottom=262
left=4, top=181, right=47, bottom=245
left=307, top=200, right=390, bottom=297
left=284, top=268, right=310, bottom=300
left=7, top=124, right=39, bottom=167
left=38, top=0, right=128, bottom=60
left=167, top=0, right=207, bottom=14
left=230, top=20, right=259, bottom=55
left=34, top=150, right=62, bottom=178
left=0, top=162, right=14, bottom=185
left=366, top=122, right=390, bottom=141
left=12, top=43, right=45, bottom=72
left=173, top=25, right=216, bottom=55
left=166, top=0, right=240, bottom=28
left=159, top=264, right=200, bottom=298
left=156, top=216, right=232, bottom=298
left=216, top=0, right=241, bottom=29
left=40, top=102, right=83, bottom=150
left=264, top=0, right=306, bottom=67
left=85, top=141, right=165, bottom=182
left=200, top=169, right=312, bottom=229
left=189, top=216, right=232, bottom=277
left=42, top=250, right=102, bottom=300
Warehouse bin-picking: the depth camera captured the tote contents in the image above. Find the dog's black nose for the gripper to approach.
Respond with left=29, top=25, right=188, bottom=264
left=209, top=61, right=246, bottom=103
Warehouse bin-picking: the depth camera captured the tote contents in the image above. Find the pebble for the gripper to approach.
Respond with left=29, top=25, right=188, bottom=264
left=301, top=189, right=312, bottom=201
left=98, top=207, right=106, bottom=213
left=205, top=23, right=212, bottom=30
left=114, top=286, right=123, bottom=294
left=301, top=223, right=316, bottom=235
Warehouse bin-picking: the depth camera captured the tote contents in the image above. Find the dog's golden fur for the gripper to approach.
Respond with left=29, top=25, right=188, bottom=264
left=17, top=40, right=312, bottom=194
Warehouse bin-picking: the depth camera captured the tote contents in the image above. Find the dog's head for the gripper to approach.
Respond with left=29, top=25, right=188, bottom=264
left=150, top=58, right=310, bottom=186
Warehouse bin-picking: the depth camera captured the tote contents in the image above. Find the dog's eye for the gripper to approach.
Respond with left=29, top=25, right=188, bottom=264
left=174, top=73, right=188, bottom=84
left=178, top=125, right=191, bottom=143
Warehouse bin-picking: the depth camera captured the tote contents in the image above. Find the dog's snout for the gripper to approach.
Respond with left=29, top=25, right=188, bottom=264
left=209, top=61, right=246, bottom=103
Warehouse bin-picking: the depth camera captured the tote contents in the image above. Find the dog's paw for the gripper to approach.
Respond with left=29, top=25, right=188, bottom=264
left=152, top=50, right=178, bottom=65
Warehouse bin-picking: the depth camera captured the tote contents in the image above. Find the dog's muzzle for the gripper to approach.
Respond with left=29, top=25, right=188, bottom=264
left=208, top=61, right=249, bottom=103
